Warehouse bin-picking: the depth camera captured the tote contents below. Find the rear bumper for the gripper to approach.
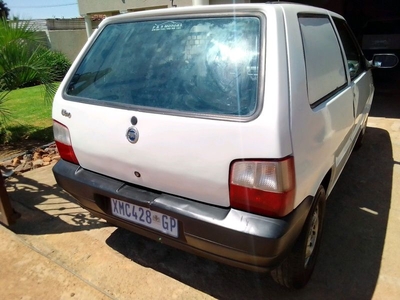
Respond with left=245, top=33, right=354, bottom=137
left=53, top=159, right=312, bottom=272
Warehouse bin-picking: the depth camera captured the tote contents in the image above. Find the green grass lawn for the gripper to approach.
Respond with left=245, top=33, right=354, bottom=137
left=0, top=84, right=58, bottom=144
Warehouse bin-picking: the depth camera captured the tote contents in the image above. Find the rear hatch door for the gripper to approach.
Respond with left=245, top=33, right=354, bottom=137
left=55, top=14, right=280, bottom=208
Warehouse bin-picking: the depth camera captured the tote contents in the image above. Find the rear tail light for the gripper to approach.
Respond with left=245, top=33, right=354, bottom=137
left=229, top=157, right=295, bottom=217
left=53, top=120, right=79, bottom=164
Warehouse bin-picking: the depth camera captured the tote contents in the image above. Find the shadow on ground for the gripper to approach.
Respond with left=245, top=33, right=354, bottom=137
left=106, top=125, right=393, bottom=299
left=0, top=125, right=53, bottom=149
left=5, top=171, right=107, bottom=235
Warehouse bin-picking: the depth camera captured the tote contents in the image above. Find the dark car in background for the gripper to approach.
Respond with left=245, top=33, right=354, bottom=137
left=361, top=18, right=400, bottom=82
left=361, top=18, right=400, bottom=59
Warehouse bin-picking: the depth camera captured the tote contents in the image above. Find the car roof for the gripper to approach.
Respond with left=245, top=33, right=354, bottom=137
left=100, top=3, right=341, bottom=25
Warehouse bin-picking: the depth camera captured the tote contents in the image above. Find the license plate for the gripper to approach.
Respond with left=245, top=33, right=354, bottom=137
left=110, top=198, right=178, bottom=238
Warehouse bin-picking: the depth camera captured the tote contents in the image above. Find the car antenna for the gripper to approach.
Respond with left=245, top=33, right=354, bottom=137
left=171, top=0, right=177, bottom=7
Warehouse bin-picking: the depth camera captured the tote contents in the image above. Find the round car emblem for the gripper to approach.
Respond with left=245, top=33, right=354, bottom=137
left=126, top=126, right=139, bottom=144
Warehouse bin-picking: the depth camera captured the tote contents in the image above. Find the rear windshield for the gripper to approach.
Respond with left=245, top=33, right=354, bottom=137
left=66, top=17, right=261, bottom=117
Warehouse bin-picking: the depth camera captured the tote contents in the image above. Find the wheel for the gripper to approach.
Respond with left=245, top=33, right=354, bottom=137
left=271, top=185, right=326, bottom=289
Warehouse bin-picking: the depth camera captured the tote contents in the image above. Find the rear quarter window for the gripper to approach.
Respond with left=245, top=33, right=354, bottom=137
left=298, top=15, right=347, bottom=107
left=66, top=17, right=261, bottom=117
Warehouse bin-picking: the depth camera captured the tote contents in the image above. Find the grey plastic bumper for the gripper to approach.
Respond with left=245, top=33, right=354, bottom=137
left=53, top=159, right=312, bottom=272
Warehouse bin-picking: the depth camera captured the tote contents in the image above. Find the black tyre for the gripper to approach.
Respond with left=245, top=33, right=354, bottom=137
left=271, top=185, right=326, bottom=289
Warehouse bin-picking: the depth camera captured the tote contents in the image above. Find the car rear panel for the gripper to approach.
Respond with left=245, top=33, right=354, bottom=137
left=53, top=99, right=290, bottom=207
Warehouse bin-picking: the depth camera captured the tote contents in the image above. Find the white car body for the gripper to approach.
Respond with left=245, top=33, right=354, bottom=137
left=52, top=3, right=390, bottom=288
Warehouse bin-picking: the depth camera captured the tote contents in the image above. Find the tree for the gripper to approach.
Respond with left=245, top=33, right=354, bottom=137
left=0, top=19, right=58, bottom=119
left=0, top=1, right=10, bottom=20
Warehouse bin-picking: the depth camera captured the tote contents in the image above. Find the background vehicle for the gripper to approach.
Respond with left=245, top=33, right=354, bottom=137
left=361, top=18, right=400, bottom=60
left=52, top=3, right=398, bottom=288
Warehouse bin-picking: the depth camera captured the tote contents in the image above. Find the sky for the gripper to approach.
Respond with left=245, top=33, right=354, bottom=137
left=6, top=0, right=80, bottom=19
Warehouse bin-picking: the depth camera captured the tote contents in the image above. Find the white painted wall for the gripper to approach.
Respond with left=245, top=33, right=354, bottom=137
left=48, top=30, right=88, bottom=61
left=78, top=0, right=192, bottom=15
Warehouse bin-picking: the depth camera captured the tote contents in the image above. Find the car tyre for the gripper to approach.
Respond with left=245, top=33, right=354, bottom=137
left=271, top=185, right=326, bottom=289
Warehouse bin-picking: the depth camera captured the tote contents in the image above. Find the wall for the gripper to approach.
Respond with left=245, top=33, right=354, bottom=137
left=211, top=0, right=249, bottom=4
left=78, top=0, right=193, bottom=15
left=47, top=30, right=88, bottom=61
left=46, top=19, right=102, bottom=30
left=44, top=18, right=101, bottom=61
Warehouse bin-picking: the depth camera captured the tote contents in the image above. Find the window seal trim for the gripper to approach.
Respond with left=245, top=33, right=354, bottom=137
left=309, top=82, right=348, bottom=109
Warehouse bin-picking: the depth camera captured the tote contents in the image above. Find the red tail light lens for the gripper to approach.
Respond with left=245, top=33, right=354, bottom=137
left=53, top=121, right=79, bottom=164
left=229, top=157, right=295, bottom=217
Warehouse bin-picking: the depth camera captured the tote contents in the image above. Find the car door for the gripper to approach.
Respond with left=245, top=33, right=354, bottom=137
left=290, top=14, right=355, bottom=200
left=333, top=18, right=373, bottom=130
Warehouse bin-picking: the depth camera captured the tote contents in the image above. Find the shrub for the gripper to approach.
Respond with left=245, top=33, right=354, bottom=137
left=0, top=123, right=11, bottom=144
left=14, top=47, right=71, bottom=88
left=42, top=50, right=71, bottom=82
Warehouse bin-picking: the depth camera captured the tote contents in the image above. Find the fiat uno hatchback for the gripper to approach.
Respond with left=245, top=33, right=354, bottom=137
left=52, top=3, right=397, bottom=288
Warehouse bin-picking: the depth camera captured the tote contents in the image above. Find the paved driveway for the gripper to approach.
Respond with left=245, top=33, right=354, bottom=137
left=1, top=70, right=400, bottom=299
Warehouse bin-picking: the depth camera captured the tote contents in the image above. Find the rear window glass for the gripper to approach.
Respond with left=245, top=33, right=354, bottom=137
left=66, top=17, right=261, bottom=117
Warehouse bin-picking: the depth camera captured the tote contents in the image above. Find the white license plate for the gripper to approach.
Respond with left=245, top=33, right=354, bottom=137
left=110, top=198, right=178, bottom=238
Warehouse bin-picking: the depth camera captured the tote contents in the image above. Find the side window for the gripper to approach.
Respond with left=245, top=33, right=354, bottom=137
left=299, top=15, right=347, bottom=106
left=333, top=17, right=366, bottom=80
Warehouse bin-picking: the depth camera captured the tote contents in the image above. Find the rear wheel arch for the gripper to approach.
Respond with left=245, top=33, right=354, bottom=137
left=321, top=169, right=332, bottom=196
left=271, top=185, right=327, bottom=288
